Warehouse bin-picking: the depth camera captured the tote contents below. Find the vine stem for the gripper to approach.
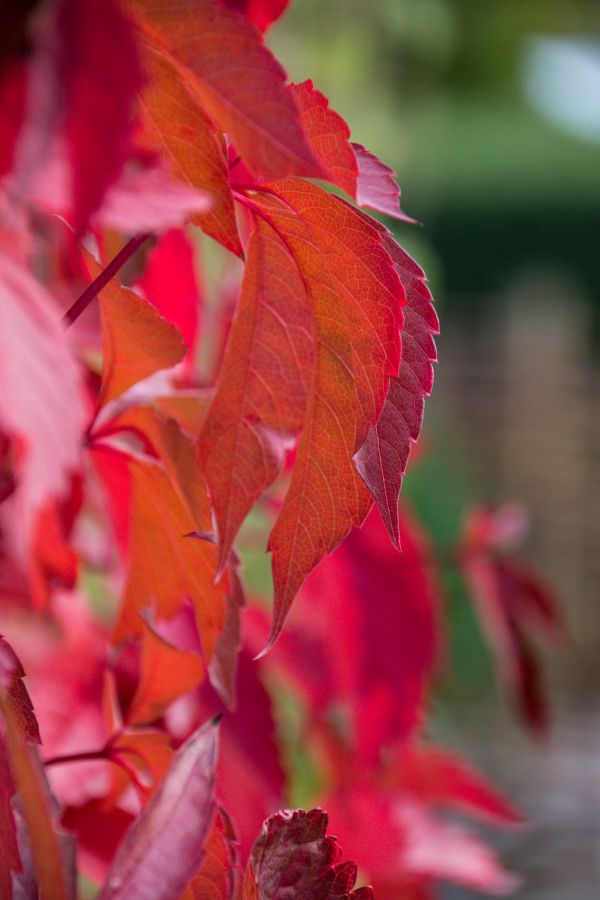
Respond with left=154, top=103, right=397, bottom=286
left=62, top=232, right=152, bottom=327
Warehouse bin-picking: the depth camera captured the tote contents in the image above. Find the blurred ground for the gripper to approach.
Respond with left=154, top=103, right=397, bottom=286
left=269, top=2, right=600, bottom=896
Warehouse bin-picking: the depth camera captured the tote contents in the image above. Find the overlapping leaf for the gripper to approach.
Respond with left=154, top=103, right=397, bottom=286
left=0, top=638, right=75, bottom=900
left=106, top=411, right=227, bottom=674
left=213, top=181, right=404, bottom=646
left=199, top=215, right=313, bottom=571
left=128, top=0, right=323, bottom=181
left=355, top=228, right=438, bottom=545
left=138, top=46, right=242, bottom=255
left=85, top=251, right=186, bottom=407
left=126, top=615, right=205, bottom=726
left=100, top=718, right=220, bottom=899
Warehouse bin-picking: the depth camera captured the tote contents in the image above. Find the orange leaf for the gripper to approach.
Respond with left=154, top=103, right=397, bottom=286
left=249, top=182, right=404, bottom=647
left=0, top=682, right=74, bottom=899
left=186, top=807, right=239, bottom=899
left=199, top=216, right=313, bottom=569
left=112, top=450, right=226, bottom=664
left=83, top=250, right=186, bottom=406
left=139, top=46, right=242, bottom=256
left=290, top=80, right=357, bottom=198
left=127, top=615, right=205, bottom=726
left=129, top=0, right=323, bottom=180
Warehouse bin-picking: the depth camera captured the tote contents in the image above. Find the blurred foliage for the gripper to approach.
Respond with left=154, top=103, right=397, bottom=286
left=267, top=0, right=597, bottom=710
left=270, top=0, right=599, bottom=324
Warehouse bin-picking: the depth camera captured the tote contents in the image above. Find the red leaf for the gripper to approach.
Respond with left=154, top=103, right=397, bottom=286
left=208, top=567, right=246, bottom=710
left=94, top=163, right=212, bottom=233
left=0, top=635, right=40, bottom=745
left=130, top=0, right=323, bottom=181
left=83, top=250, right=186, bottom=406
left=0, top=739, right=20, bottom=896
left=323, top=782, right=518, bottom=897
left=459, top=505, right=562, bottom=734
left=138, top=46, right=242, bottom=256
left=354, top=230, right=438, bottom=546
left=0, top=650, right=75, bottom=899
left=391, top=802, right=518, bottom=895
left=108, top=446, right=225, bottom=662
left=100, top=717, right=220, bottom=899
left=0, top=62, right=27, bottom=176
left=61, top=800, right=134, bottom=886
left=137, top=229, right=202, bottom=358
left=0, top=254, right=86, bottom=563
left=56, top=0, right=143, bottom=230
left=290, top=80, right=358, bottom=198
left=352, top=143, right=416, bottom=223
left=185, top=650, right=285, bottom=862
left=126, top=615, right=205, bottom=726
left=7, top=0, right=142, bottom=230
left=186, top=807, right=239, bottom=899
left=223, top=0, right=291, bottom=32
left=389, top=744, right=523, bottom=827
left=244, top=808, right=373, bottom=899
left=199, top=216, right=313, bottom=570
left=246, top=182, right=404, bottom=647
left=249, top=505, right=439, bottom=760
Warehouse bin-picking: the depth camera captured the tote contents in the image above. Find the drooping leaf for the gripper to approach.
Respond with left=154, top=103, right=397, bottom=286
left=198, top=216, right=313, bottom=571
left=222, top=0, right=291, bottom=32
left=109, top=446, right=226, bottom=667
left=388, top=744, right=523, bottom=827
left=0, top=253, right=86, bottom=563
left=129, top=0, right=324, bottom=180
left=138, top=46, right=242, bottom=256
left=0, top=644, right=75, bottom=900
left=246, top=182, right=404, bottom=646
left=100, top=409, right=235, bottom=701
left=126, top=615, right=205, bottom=726
left=100, top=717, right=220, bottom=900
left=244, top=808, right=374, bottom=899
left=83, top=250, right=186, bottom=407
left=0, top=635, right=40, bottom=744
left=354, top=228, right=438, bottom=546
left=458, top=506, right=562, bottom=735
left=0, top=739, right=20, bottom=896
left=352, top=143, right=416, bottom=223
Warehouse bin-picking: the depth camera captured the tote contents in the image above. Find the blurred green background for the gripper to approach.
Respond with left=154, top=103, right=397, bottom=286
left=266, top=3, right=600, bottom=897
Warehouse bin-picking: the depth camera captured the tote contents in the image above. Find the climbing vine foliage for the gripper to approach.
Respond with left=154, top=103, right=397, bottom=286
left=0, top=1, right=560, bottom=897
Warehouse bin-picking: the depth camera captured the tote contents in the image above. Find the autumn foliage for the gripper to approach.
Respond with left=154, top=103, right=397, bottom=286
left=0, top=1, right=561, bottom=897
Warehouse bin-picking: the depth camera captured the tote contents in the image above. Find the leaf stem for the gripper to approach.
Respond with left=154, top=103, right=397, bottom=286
left=62, top=232, right=152, bottom=327
left=43, top=748, right=109, bottom=766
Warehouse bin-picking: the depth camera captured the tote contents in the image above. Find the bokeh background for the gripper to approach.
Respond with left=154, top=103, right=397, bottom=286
left=266, top=2, right=600, bottom=897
